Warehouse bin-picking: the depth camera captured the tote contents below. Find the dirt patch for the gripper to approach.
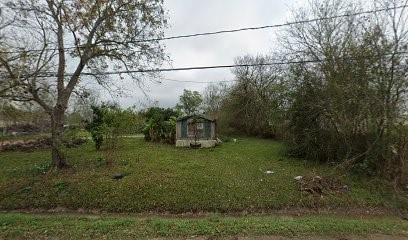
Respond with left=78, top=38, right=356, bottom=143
left=3, top=206, right=405, bottom=219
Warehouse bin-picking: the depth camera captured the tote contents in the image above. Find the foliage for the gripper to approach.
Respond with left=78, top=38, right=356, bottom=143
left=86, top=106, right=106, bottom=150
left=202, top=83, right=228, bottom=120
left=62, top=125, right=82, bottom=143
left=86, top=104, right=143, bottom=151
left=142, top=107, right=179, bottom=144
left=205, top=55, right=287, bottom=138
left=66, top=91, right=100, bottom=128
left=176, top=89, right=203, bottom=115
left=280, top=0, right=408, bottom=186
left=199, top=0, right=408, bottom=186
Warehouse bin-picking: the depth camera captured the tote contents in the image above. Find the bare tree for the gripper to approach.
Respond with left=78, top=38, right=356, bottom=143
left=202, top=82, right=228, bottom=119
left=0, top=5, right=19, bottom=97
left=224, top=55, right=286, bottom=137
left=283, top=0, right=408, bottom=178
left=0, top=0, right=167, bottom=168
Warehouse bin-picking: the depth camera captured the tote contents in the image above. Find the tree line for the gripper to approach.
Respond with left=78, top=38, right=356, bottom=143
left=200, top=0, right=408, bottom=186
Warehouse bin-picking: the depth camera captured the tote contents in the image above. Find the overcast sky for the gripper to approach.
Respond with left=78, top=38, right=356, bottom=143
left=110, top=0, right=307, bottom=108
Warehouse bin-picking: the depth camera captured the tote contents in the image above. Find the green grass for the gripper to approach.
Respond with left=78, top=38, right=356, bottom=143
left=0, top=213, right=407, bottom=239
left=0, top=138, right=406, bottom=212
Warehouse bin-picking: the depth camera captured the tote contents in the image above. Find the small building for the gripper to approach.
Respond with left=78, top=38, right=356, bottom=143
left=176, top=115, right=217, bottom=148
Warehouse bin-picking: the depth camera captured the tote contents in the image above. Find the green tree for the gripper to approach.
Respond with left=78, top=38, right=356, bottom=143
left=177, top=89, right=203, bottom=115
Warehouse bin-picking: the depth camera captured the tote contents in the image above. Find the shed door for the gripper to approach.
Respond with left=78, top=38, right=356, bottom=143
left=181, top=120, right=187, bottom=138
left=204, top=121, right=212, bottom=139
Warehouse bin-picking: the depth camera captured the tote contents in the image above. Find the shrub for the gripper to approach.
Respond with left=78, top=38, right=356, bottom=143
left=142, top=107, right=179, bottom=144
left=86, top=104, right=143, bottom=150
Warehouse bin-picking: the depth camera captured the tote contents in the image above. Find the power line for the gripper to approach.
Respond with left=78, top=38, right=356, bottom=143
left=157, top=77, right=235, bottom=84
left=1, top=4, right=407, bottom=55
left=32, top=59, right=321, bottom=77
left=10, top=50, right=408, bottom=80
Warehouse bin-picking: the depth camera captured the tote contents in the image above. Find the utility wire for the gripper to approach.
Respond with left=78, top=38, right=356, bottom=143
left=28, top=59, right=321, bottom=77
left=156, top=77, right=235, bottom=84
left=1, top=4, right=407, bottom=54
left=6, top=50, right=408, bottom=81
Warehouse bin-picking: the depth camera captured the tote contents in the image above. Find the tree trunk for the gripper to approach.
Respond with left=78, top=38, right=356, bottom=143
left=51, top=107, right=68, bottom=169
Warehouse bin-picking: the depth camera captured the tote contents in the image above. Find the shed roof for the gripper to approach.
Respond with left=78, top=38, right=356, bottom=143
left=176, top=114, right=215, bottom=122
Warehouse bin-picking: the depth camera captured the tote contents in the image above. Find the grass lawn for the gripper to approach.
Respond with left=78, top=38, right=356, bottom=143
left=0, top=212, right=407, bottom=239
left=0, top=137, right=407, bottom=213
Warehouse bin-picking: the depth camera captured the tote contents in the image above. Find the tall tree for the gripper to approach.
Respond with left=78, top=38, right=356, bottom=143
left=0, top=0, right=167, bottom=168
left=223, top=55, right=286, bottom=137
left=202, top=82, right=228, bottom=119
left=177, top=89, right=203, bottom=115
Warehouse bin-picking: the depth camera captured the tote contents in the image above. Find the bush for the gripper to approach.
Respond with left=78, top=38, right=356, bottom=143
left=142, top=107, right=179, bottom=144
left=86, top=104, right=143, bottom=150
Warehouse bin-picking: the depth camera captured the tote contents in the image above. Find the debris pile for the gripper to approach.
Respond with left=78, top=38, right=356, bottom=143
left=0, top=138, right=51, bottom=152
left=0, top=137, right=87, bottom=152
left=113, top=173, right=125, bottom=180
left=294, top=175, right=349, bottom=196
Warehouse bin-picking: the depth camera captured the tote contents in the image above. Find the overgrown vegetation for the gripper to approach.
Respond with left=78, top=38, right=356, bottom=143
left=142, top=107, right=180, bottom=144
left=85, top=104, right=144, bottom=165
left=214, top=55, right=287, bottom=138
left=86, top=104, right=143, bottom=150
left=282, top=0, right=408, bottom=184
left=200, top=0, right=408, bottom=188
